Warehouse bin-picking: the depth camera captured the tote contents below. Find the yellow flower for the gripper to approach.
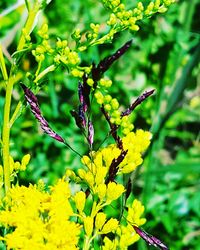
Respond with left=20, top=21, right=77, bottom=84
left=106, top=182, right=125, bottom=203
left=84, top=216, right=93, bottom=236
left=117, top=224, right=140, bottom=249
left=127, top=199, right=146, bottom=226
left=20, top=154, right=31, bottom=171
left=74, top=191, right=86, bottom=213
left=101, top=218, right=118, bottom=234
left=0, top=179, right=81, bottom=250
left=96, top=183, right=107, bottom=200
left=95, top=166, right=107, bottom=185
left=95, top=212, right=106, bottom=230
left=102, top=236, right=117, bottom=250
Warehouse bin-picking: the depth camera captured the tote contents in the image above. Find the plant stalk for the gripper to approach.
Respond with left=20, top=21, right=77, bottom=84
left=1, top=2, right=41, bottom=195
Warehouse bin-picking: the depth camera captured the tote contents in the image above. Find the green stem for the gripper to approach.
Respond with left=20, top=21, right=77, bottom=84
left=1, top=2, right=41, bottom=195
left=2, top=78, right=13, bottom=193
left=0, top=45, right=8, bottom=81
left=34, top=64, right=56, bottom=83
left=17, top=2, right=40, bottom=51
left=83, top=236, right=91, bottom=250
left=10, top=101, right=23, bottom=128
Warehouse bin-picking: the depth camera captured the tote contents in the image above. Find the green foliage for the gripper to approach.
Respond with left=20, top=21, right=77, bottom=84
left=0, top=0, right=200, bottom=249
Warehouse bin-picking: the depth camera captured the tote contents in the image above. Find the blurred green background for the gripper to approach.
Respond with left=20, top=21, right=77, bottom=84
left=0, top=0, right=200, bottom=249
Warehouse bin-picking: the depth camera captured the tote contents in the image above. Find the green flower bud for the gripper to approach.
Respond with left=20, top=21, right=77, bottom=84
left=130, top=24, right=140, bottom=31
left=147, top=2, right=154, bottom=12
left=154, top=0, right=161, bottom=9
left=163, top=0, right=173, bottom=6
left=71, top=68, right=84, bottom=78
left=137, top=2, right=144, bottom=11
left=115, top=117, right=121, bottom=125
left=104, top=95, right=112, bottom=103
left=158, top=6, right=168, bottom=13
left=122, top=128, right=130, bottom=135
left=128, top=124, right=134, bottom=131
left=107, top=13, right=117, bottom=26
left=95, top=91, right=104, bottom=105
left=56, top=40, right=63, bottom=48
left=104, top=104, right=111, bottom=111
left=112, top=110, right=120, bottom=118
left=118, top=3, right=125, bottom=10
left=110, top=117, right=115, bottom=124
left=78, top=46, right=87, bottom=52
left=36, top=46, right=45, bottom=54
left=87, top=78, right=94, bottom=87
left=62, top=40, right=68, bottom=47
left=110, top=98, right=119, bottom=110
left=116, top=11, right=123, bottom=19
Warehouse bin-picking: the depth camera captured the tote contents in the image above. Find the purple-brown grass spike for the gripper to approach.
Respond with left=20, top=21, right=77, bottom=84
left=70, top=110, right=83, bottom=129
left=78, top=104, right=86, bottom=128
left=92, top=40, right=132, bottom=81
left=21, top=83, right=65, bottom=144
left=106, top=149, right=128, bottom=184
left=121, top=89, right=155, bottom=117
left=133, top=225, right=169, bottom=250
left=87, top=120, right=94, bottom=148
left=78, top=81, right=88, bottom=112
left=101, top=105, right=122, bottom=149
left=150, top=236, right=169, bottom=250
left=82, top=74, right=90, bottom=109
left=78, top=82, right=84, bottom=104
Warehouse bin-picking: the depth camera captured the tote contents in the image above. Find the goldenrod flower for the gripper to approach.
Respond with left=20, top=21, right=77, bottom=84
left=74, top=191, right=86, bottom=213
left=101, top=218, right=118, bottom=234
left=127, top=199, right=146, bottom=226
left=106, top=182, right=125, bottom=203
left=96, top=183, right=107, bottom=200
left=0, top=179, right=81, bottom=250
left=95, top=212, right=107, bottom=230
left=84, top=216, right=94, bottom=236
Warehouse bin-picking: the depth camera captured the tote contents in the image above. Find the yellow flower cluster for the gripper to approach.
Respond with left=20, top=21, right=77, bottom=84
left=0, top=177, right=146, bottom=250
left=102, top=199, right=146, bottom=250
left=94, top=84, right=135, bottom=135
left=0, top=154, right=31, bottom=187
left=32, top=24, right=53, bottom=62
left=31, top=24, right=83, bottom=81
left=62, top=129, right=151, bottom=249
left=0, top=179, right=81, bottom=250
left=103, top=0, right=176, bottom=32
left=77, top=129, right=151, bottom=193
left=54, top=39, right=80, bottom=67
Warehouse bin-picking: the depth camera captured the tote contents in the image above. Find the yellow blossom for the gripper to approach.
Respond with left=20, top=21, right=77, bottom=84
left=117, top=224, right=140, bottom=248
left=0, top=179, right=81, bottom=250
left=101, top=218, right=118, bottom=234
left=96, top=183, right=107, bottom=200
left=84, top=216, right=94, bottom=236
left=21, top=154, right=31, bottom=171
left=106, top=182, right=125, bottom=203
left=102, top=236, right=117, bottom=250
left=127, top=199, right=146, bottom=226
left=74, top=191, right=86, bottom=213
left=95, top=212, right=107, bottom=230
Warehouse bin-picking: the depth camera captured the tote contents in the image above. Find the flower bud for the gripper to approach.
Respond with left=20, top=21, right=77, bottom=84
left=101, top=218, right=118, bottom=234
left=74, top=191, right=86, bottom=212
left=95, top=212, right=106, bottom=230
left=84, top=216, right=93, bottom=236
